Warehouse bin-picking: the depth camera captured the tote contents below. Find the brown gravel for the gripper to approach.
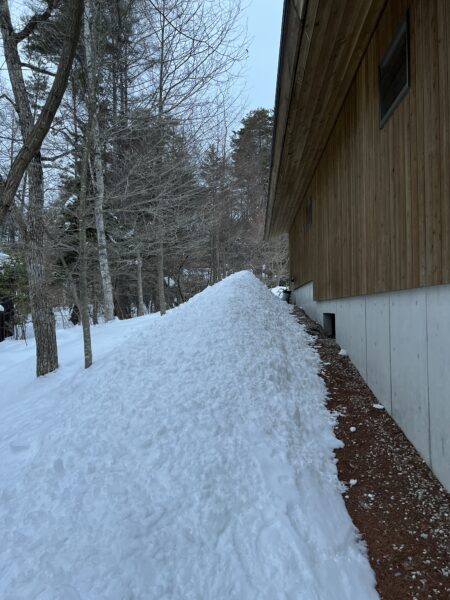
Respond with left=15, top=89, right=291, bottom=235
left=292, top=306, right=450, bottom=600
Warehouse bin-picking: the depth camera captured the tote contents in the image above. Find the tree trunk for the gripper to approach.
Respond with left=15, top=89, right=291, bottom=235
left=215, top=226, right=221, bottom=282
left=25, top=157, right=58, bottom=377
left=0, top=0, right=84, bottom=223
left=92, top=285, right=99, bottom=325
left=92, top=114, right=115, bottom=321
left=136, top=249, right=145, bottom=316
left=211, top=230, right=220, bottom=283
left=157, top=240, right=166, bottom=316
left=0, top=0, right=83, bottom=376
left=177, top=260, right=186, bottom=304
left=84, top=0, right=115, bottom=322
left=78, top=132, right=92, bottom=368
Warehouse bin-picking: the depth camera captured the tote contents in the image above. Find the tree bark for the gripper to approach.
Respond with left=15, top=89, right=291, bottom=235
left=92, top=288, right=99, bottom=325
left=84, top=0, right=115, bottom=322
left=136, top=249, right=146, bottom=316
left=26, top=158, right=58, bottom=376
left=0, top=0, right=84, bottom=223
left=92, top=114, right=115, bottom=321
left=157, top=240, right=166, bottom=316
left=0, top=0, right=84, bottom=376
left=177, top=258, right=186, bottom=304
left=215, top=226, right=221, bottom=282
left=78, top=128, right=92, bottom=368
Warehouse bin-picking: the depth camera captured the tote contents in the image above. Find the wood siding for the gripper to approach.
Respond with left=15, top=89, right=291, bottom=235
left=267, top=0, right=388, bottom=237
left=290, top=0, right=450, bottom=300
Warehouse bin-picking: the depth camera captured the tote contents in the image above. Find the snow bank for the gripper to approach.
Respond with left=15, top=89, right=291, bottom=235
left=270, top=285, right=286, bottom=298
left=0, top=272, right=378, bottom=599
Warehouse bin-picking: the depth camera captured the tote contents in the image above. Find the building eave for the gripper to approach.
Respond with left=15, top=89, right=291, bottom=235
left=266, top=0, right=388, bottom=239
left=265, top=0, right=306, bottom=240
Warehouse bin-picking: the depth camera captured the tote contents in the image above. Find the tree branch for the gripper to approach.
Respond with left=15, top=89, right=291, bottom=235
left=0, top=92, right=16, bottom=109
left=20, top=61, right=56, bottom=77
left=14, top=0, right=61, bottom=43
left=42, top=149, right=72, bottom=162
left=0, top=0, right=85, bottom=223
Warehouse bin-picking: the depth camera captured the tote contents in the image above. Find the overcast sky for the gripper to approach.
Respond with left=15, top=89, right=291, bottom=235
left=1, top=0, right=285, bottom=115
left=243, top=0, right=284, bottom=111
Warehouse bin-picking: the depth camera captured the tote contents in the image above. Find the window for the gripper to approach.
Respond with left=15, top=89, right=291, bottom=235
left=379, top=14, right=409, bottom=128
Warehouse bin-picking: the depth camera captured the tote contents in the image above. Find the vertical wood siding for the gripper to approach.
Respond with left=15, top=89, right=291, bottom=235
left=289, top=0, right=450, bottom=301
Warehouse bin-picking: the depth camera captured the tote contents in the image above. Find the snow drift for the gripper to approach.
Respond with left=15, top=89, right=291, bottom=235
left=0, top=271, right=378, bottom=599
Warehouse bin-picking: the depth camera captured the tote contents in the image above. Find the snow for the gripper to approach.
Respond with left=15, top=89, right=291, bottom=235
left=0, top=304, right=4, bottom=312
left=0, top=251, right=11, bottom=266
left=270, top=285, right=286, bottom=298
left=373, top=404, right=385, bottom=410
left=338, top=348, right=348, bottom=357
left=164, top=276, right=176, bottom=288
left=0, top=272, right=378, bottom=599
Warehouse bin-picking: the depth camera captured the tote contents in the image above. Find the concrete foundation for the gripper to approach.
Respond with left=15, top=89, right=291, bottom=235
left=292, top=282, right=450, bottom=491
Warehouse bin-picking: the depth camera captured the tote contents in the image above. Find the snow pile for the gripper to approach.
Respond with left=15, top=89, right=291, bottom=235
left=0, top=272, right=378, bottom=599
left=270, top=285, right=286, bottom=298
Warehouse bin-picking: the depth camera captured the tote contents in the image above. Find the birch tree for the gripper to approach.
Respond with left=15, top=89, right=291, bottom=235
left=83, top=0, right=115, bottom=321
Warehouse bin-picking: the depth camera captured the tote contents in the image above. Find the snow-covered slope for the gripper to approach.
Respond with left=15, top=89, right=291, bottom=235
left=0, top=272, right=378, bottom=599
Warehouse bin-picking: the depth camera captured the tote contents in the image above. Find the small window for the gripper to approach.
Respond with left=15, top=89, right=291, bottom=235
left=379, top=14, right=409, bottom=128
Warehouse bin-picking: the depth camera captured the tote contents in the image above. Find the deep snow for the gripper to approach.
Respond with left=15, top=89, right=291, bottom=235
left=0, top=272, right=378, bottom=599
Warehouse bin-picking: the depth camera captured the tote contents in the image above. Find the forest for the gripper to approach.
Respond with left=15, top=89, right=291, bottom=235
left=0, top=0, right=287, bottom=375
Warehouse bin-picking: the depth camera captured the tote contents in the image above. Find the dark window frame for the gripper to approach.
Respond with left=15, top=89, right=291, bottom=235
left=379, top=13, right=410, bottom=128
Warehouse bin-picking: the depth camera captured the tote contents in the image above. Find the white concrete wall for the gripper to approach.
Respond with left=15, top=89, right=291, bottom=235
left=366, top=295, right=392, bottom=414
left=292, top=282, right=450, bottom=491
left=293, top=281, right=319, bottom=321
left=426, top=286, right=450, bottom=489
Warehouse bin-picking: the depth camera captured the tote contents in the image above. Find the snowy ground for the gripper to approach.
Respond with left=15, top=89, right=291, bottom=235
left=270, top=285, right=286, bottom=298
left=0, top=272, right=378, bottom=599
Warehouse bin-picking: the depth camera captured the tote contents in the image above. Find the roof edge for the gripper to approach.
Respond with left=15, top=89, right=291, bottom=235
left=265, top=0, right=307, bottom=240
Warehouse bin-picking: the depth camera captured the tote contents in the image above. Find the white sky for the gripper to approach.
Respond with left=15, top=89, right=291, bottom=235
left=0, top=0, right=285, bottom=118
left=243, top=0, right=284, bottom=111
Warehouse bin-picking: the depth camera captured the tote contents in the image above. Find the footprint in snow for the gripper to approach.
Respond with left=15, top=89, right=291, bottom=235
left=9, top=442, right=30, bottom=453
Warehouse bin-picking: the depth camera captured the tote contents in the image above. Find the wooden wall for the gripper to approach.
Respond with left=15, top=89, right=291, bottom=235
left=290, top=0, right=450, bottom=301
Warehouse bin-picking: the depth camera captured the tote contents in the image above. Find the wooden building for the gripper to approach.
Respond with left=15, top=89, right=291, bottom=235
left=267, top=0, right=450, bottom=490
